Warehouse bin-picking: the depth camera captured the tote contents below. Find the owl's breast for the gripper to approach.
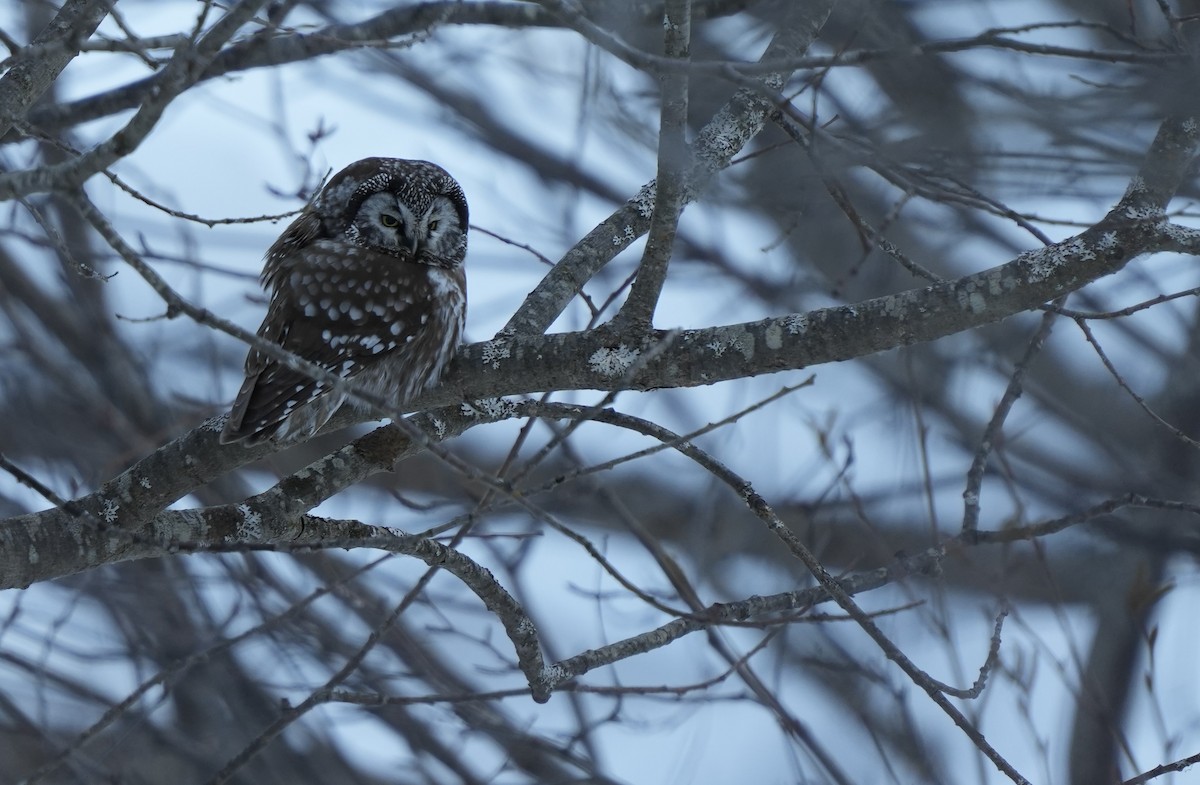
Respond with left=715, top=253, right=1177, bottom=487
left=348, top=262, right=466, bottom=407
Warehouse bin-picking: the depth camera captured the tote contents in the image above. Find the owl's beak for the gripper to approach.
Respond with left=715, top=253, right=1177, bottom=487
left=397, top=228, right=420, bottom=256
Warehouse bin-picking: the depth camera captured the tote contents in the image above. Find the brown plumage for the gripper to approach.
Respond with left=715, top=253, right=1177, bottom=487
left=220, top=158, right=468, bottom=445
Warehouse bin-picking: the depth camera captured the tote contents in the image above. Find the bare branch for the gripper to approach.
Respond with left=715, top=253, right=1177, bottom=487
left=0, top=0, right=269, bottom=199
left=613, top=0, right=691, bottom=328
left=502, top=0, right=838, bottom=336
left=962, top=305, right=1060, bottom=533
left=0, top=0, right=109, bottom=138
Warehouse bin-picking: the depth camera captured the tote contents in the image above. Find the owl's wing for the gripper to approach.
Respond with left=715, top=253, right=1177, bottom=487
left=219, top=247, right=434, bottom=445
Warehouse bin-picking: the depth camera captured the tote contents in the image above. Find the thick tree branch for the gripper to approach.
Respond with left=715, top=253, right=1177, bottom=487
left=7, top=3, right=1200, bottom=782
left=459, top=213, right=1191, bottom=401
left=0, top=0, right=110, bottom=138
left=2, top=196, right=1196, bottom=588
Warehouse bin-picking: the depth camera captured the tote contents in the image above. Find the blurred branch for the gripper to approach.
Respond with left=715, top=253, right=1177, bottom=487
left=18, top=2, right=563, bottom=136
left=0, top=0, right=270, bottom=199
left=13, top=6, right=1172, bottom=143
left=502, top=0, right=838, bottom=336
left=18, top=555, right=393, bottom=785
left=539, top=7, right=1170, bottom=77
left=565, top=407, right=1031, bottom=782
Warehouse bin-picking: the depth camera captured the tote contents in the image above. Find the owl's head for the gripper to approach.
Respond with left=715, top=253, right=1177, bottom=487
left=314, top=158, right=469, bottom=267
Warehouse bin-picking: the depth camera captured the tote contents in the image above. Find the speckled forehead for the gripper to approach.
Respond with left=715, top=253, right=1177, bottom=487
left=315, top=167, right=393, bottom=211
left=325, top=160, right=435, bottom=200
left=313, top=158, right=467, bottom=230
left=353, top=171, right=394, bottom=197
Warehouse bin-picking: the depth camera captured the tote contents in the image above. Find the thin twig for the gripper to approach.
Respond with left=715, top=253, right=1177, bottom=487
left=0, top=454, right=73, bottom=510
left=520, top=400, right=1032, bottom=784
left=962, top=304, right=1061, bottom=532
left=1074, top=316, right=1200, bottom=449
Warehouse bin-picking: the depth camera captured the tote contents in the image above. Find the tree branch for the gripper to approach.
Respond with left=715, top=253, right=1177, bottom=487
left=0, top=0, right=270, bottom=199
left=18, top=2, right=561, bottom=137
left=2, top=181, right=1196, bottom=588
left=501, top=0, right=837, bottom=336
left=614, top=0, right=692, bottom=329
left=0, top=0, right=110, bottom=138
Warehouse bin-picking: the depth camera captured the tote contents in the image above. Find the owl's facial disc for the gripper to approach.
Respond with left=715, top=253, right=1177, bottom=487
left=347, top=187, right=465, bottom=264
left=353, top=192, right=419, bottom=255
left=421, top=196, right=459, bottom=248
left=376, top=208, right=418, bottom=254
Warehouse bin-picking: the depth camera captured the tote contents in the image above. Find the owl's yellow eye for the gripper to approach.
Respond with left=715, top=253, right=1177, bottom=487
left=380, top=214, right=399, bottom=228
left=428, top=219, right=440, bottom=232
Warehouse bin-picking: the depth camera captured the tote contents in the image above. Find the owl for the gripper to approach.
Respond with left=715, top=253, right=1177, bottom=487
left=220, top=158, right=468, bottom=446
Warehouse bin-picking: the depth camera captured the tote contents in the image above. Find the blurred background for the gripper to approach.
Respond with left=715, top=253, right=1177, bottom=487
left=3, top=1, right=1200, bottom=783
